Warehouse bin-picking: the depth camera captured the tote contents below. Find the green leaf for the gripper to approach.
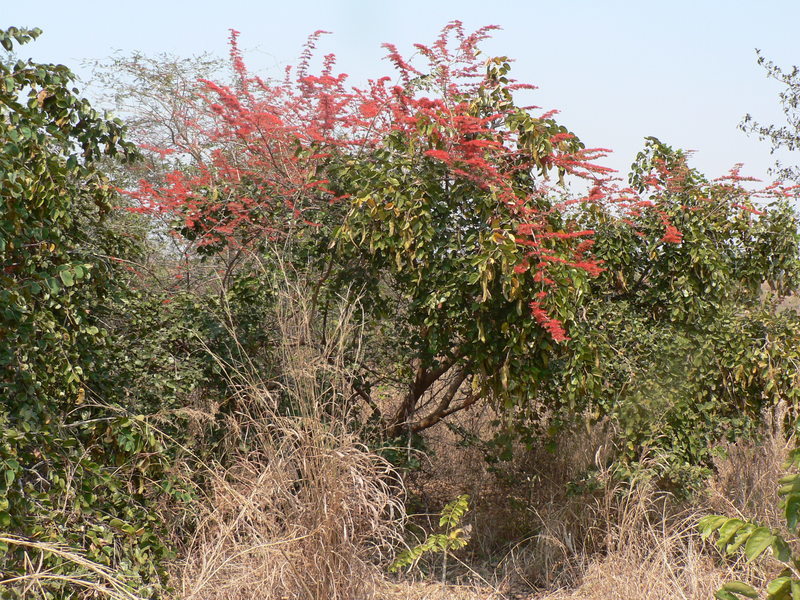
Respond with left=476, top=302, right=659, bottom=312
left=439, top=494, right=470, bottom=528
left=699, top=515, right=728, bottom=539
left=767, top=576, right=791, bottom=597
left=785, top=494, right=800, bottom=532
left=727, top=525, right=755, bottom=554
left=772, top=535, right=792, bottom=563
left=716, top=518, right=746, bottom=550
left=779, top=474, right=800, bottom=496
left=720, top=581, right=758, bottom=598
left=45, top=277, right=61, bottom=295
left=59, top=269, right=74, bottom=287
left=744, top=527, right=775, bottom=562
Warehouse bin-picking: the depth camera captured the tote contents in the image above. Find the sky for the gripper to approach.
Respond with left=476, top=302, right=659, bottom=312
left=4, top=0, right=799, bottom=183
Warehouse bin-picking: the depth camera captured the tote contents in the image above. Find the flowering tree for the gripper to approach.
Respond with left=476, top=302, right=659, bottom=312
left=129, top=23, right=798, bottom=441
left=127, top=23, right=615, bottom=434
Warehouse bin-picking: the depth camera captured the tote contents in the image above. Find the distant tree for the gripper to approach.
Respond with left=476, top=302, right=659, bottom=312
left=86, top=51, right=226, bottom=165
left=741, top=51, right=800, bottom=182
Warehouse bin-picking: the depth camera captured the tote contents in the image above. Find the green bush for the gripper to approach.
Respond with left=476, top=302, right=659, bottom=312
left=0, top=27, right=175, bottom=598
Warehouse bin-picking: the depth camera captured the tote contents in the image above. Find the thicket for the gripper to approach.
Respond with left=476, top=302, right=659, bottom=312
left=2, top=22, right=800, bottom=599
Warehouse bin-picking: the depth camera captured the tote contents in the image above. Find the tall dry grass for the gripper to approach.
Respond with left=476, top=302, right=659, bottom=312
left=542, top=406, right=793, bottom=600
left=406, top=402, right=794, bottom=600
left=706, top=401, right=793, bottom=530
left=168, top=278, right=406, bottom=600
left=0, top=536, right=147, bottom=600
left=531, top=475, right=738, bottom=600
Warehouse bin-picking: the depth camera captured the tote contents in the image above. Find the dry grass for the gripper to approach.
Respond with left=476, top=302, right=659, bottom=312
left=537, top=446, right=797, bottom=600
left=409, top=412, right=619, bottom=590
left=173, top=408, right=403, bottom=600
left=403, top=401, right=794, bottom=600
left=381, top=580, right=494, bottom=600
left=396, top=469, right=760, bottom=600
left=167, top=279, right=407, bottom=600
left=706, top=401, right=793, bottom=530
left=536, top=480, right=736, bottom=600
left=0, top=536, right=146, bottom=600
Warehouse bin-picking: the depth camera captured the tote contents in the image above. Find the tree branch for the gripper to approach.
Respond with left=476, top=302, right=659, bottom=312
left=409, top=369, right=472, bottom=433
left=385, top=354, right=460, bottom=438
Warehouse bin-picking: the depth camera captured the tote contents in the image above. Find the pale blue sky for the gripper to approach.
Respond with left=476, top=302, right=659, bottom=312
left=4, top=0, right=799, bottom=182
